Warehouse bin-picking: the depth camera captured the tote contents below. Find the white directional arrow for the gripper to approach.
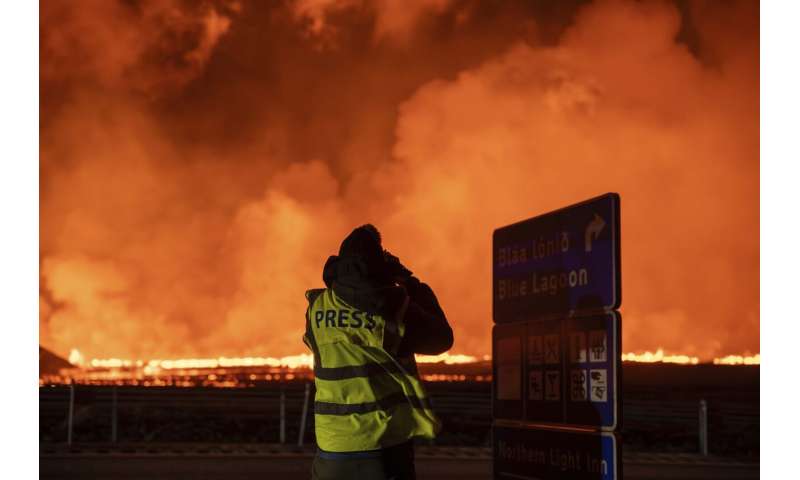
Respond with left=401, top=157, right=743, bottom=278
left=584, top=213, right=606, bottom=252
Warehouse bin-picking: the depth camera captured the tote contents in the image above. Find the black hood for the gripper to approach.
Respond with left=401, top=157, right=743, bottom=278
left=321, top=225, right=404, bottom=315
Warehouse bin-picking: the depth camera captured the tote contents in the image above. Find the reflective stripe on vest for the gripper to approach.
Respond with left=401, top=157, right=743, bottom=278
left=306, top=288, right=441, bottom=452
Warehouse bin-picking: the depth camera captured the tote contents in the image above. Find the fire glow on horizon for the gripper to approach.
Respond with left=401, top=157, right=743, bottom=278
left=65, top=348, right=759, bottom=372
left=67, top=350, right=484, bottom=370
left=41, top=0, right=759, bottom=364
left=43, top=347, right=758, bottom=388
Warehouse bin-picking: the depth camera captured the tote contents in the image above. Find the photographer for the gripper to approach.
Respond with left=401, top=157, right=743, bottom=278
left=303, top=224, right=453, bottom=480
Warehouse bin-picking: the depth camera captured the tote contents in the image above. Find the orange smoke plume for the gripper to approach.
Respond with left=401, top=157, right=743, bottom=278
left=40, top=0, right=759, bottom=363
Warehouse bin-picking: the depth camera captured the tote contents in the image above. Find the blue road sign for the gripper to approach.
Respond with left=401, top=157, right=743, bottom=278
left=494, top=424, right=620, bottom=480
left=493, top=193, right=621, bottom=323
left=494, top=312, right=621, bottom=430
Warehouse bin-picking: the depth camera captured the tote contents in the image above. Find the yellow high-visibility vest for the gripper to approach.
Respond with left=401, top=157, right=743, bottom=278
left=304, top=288, right=441, bottom=452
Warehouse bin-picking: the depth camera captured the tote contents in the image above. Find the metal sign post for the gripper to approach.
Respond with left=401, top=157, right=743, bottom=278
left=298, top=383, right=311, bottom=447
left=111, top=386, right=118, bottom=443
left=67, top=384, right=75, bottom=446
left=280, top=387, right=286, bottom=444
left=492, top=193, right=623, bottom=480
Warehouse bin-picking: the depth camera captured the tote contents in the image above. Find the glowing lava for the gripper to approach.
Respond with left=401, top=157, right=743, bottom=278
left=621, top=349, right=700, bottom=365
left=713, top=354, right=760, bottom=365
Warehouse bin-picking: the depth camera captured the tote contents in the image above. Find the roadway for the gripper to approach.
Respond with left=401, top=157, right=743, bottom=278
left=40, top=446, right=759, bottom=480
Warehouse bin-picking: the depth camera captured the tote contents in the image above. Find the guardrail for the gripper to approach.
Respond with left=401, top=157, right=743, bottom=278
left=39, top=383, right=758, bottom=455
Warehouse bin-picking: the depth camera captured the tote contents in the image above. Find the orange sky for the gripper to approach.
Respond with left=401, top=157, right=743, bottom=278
left=39, top=0, right=759, bottom=361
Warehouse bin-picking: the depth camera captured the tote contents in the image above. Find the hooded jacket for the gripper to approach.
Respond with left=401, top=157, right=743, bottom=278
left=303, top=225, right=454, bottom=452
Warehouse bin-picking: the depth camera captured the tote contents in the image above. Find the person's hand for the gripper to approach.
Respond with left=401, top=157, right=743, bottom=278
left=383, top=250, right=413, bottom=282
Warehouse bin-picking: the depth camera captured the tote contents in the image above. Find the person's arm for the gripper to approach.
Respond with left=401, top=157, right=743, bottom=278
left=397, top=277, right=453, bottom=355
left=303, top=289, right=324, bottom=352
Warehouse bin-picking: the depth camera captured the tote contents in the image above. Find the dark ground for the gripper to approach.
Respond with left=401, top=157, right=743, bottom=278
left=39, top=447, right=759, bottom=480
left=41, top=364, right=759, bottom=456
left=40, top=364, right=759, bottom=478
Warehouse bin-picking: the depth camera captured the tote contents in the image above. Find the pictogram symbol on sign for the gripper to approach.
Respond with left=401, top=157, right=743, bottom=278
left=590, top=369, right=608, bottom=402
left=545, top=370, right=560, bottom=401
left=589, top=330, right=607, bottom=362
left=529, top=371, right=543, bottom=401
left=569, top=332, right=587, bottom=363
left=570, top=369, right=588, bottom=401
left=544, top=334, right=560, bottom=364
left=528, top=336, right=543, bottom=365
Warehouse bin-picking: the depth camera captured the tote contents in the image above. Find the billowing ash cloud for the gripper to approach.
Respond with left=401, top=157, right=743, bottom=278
left=291, top=0, right=456, bottom=46
left=40, top=0, right=758, bottom=360
left=40, top=0, right=238, bottom=94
